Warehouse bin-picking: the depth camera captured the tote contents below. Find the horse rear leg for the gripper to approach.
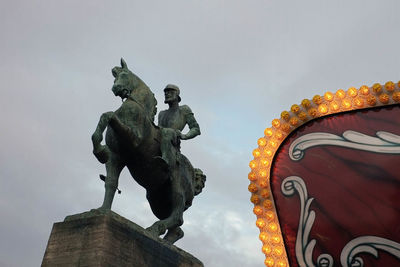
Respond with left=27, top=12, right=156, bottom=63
left=146, top=201, right=184, bottom=240
left=99, top=155, right=124, bottom=210
left=146, top=190, right=185, bottom=241
left=164, top=226, right=184, bottom=243
left=146, top=162, right=186, bottom=243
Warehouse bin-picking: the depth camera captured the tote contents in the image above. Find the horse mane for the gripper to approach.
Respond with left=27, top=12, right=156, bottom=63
left=133, top=76, right=158, bottom=122
left=112, top=66, right=158, bottom=122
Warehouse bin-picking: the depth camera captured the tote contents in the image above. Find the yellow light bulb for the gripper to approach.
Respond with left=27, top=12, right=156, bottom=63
left=263, top=200, right=273, bottom=209
left=301, top=99, right=311, bottom=108
left=252, top=149, right=261, bottom=158
left=265, top=211, right=274, bottom=220
left=347, top=87, right=358, bottom=97
left=272, top=119, right=281, bottom=128
left=264, top=257, right=274, bottom=267
left=298, top=111, right=308, bottom=121
left=262, top=245, right=272, bottom=255
left=268, top=222, right=278, bottom=232
left=253, top=206, right=263, bottom=216
left=379, top=93, right=389, bottom=104
left=276, top=260, right=287, bottom=267
left=308, top=107, right=318, bottom=117
left=372, top=83, right=382, bottom=94
left=260, top=188, right=269, bottom=198
left=336, top=89, right=346, bottom=99
left=280, top=111, right=290, bottom=121
left=324, top=92, right=334, bottom=101
left=393, top=92, right=400, bottom=102
left=259, top=179, right=269, bottom=188
left=385, top=81, right=395, bottom=92
left=360, top=85, right=370, bottom=95
left=256, top=218, right=266, bottom=228
left=248, top=172, right=257, bottom=181
left=330, top=101, right=339, bottom=111
left=251, top=195, right=260, bottom=205
left=258, top=138, right=267, bottom=147
left=271, top=235, right=281, bottom=244
left=261, top=158, right=269, bottom=167
left=274, top=247, right=284, bottom=256
left=367, top=95, right=377, bottom=106
left=248, top=183, right=258, bottom=193
left=264, top=128, right=273, bottom=137
left=312, top=95, right=322, bottom=105
left=281, top=123, right=291, bottom=132
left=249, top=160, right=257, bottom=169
left=264, top=149, right=273, bottom=157
left=342, top=99, right=352, bottom=109
left=259, top=170, right=267, bottom=178
left=318, top=104, right=328, bottom=114
left=269, top=139, right=277, bottom=148
left=275, top=132, right=283, bottom=140
left=259, top=232, right=269, bottom=242
left=290, top=104, right=300, bottom=113
left=354, top=97, right=364, bottom=108
left=289, top=117, right=298, bottom=126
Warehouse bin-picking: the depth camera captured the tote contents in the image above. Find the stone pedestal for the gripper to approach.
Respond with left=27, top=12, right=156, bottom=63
left=42, top=210, right=203, bottom=267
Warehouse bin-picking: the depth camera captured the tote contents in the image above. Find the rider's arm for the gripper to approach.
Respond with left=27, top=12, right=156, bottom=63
left=180, top=105, right=200, bottom=140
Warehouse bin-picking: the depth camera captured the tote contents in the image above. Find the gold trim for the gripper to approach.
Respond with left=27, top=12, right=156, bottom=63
left=248, top=81, right=400, bottom=267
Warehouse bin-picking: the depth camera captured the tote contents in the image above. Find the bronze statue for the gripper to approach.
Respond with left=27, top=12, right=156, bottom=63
left=91, top=59, right=205, bottom=244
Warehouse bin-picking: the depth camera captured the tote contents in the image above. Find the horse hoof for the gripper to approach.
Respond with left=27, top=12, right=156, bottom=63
left=164, top=227, right=184, bottom=244
left=146, top=222, right=166, bottom=237
left=90, top=207, right=111, bottom=215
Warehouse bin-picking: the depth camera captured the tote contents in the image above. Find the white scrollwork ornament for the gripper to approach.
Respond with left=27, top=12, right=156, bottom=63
left=281, top=176, right=400, bottom=267
left=340, top=236, right=400, bottom=267
left=289, top=131, right=400, bottom=161
left=281, top=176, right=334, bottom=267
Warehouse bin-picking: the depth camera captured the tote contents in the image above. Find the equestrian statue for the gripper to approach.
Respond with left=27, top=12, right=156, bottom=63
left=91, top=58, right=206, bottom=244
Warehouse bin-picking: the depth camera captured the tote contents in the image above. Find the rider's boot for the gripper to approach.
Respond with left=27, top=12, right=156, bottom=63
left=154, top=127, right=178, bottom=172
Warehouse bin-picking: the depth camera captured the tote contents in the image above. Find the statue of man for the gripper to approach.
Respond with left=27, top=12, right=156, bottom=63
left=158, top=84, right=201, bottom=168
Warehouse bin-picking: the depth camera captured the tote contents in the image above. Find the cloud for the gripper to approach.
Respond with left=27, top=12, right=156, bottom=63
left=180, top=208, right=262, bottom=266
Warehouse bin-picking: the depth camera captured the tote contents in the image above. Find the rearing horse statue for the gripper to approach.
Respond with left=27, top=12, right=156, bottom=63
left=91, top=59, right=206, bottom=244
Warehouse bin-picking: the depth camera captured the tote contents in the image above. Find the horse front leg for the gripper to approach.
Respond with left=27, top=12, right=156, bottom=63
left=92, top=111, right=113, bottom=163
left=109, top=114, right=142, bottom=148
left=99, top=154, right=124, bottom=210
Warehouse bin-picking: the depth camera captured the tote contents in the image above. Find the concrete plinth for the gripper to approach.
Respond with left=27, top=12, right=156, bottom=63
left=42, top=210, right=203, bottom=267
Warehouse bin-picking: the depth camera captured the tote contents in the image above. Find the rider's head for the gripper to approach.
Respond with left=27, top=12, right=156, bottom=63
left=164, top=84, right=181, bottom=104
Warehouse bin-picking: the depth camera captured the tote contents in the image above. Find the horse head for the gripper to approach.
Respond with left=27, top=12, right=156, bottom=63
left=111, top=58, right=158, bottom=121
left=111, top=58, right=139, bottom=99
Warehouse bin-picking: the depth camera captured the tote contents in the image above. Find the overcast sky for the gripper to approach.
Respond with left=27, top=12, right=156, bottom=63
left=1, top=1, right=400, bottom=266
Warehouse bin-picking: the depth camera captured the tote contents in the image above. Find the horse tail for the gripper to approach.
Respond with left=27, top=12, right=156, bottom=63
left=193, top=168, right=206, bottom=196
left=147, top=91, right=158, bottom=122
